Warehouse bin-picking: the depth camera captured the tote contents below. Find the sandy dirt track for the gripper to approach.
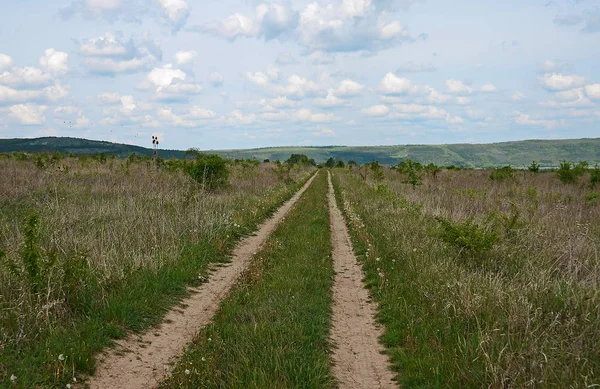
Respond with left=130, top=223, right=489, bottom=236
left=85, top=173, right=317, bottom=389
left=327, top=171, right=396, bottom=389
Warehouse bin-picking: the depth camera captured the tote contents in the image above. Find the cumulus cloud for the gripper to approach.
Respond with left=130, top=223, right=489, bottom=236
left=80, top=32, right=162, bottom=75
left=362, top=104, right=389, bottom=117
left=227, top=109, right=257, bottom=125
left=198, top=0, right=415, bottom=54
left=336, top=79, right=365, bottom=96
left=378, top=73, right=423, bottom=95
left=391, top=103, right=463, bottom=124
left=143, top=64, right=203, bottom=101
left=539, top=88, right=593, bottom=108
left=585, top=83, right=600, bottom=100
left=39, top=49, right=69, bottom=74
left=270, top=96, right=299, bottom=108
left=0, top=67, right=53, bottom=88
left=539, top=73, right=585, bottom=91
left=480, top=83, right=497, bottom=92
left=54, top=105, right=90, bottom=128
left=292, top=108, right=336, bottom=122
left=174, top=50, right=196, bottom=64
left=0, top=53, right=14, bottom=71
left=61, top=0, right=190, bottom=32
left=97, top=92, right=122, bottom=104
left=446, top=79, right=474, bottom=95
left=553, top=14, right=582, bottom=26
left=275, top=53, right=298, bottom=65
left=9, top=104, right=48, bottom=124
left=514, top=111, right=559, bottom=129
left=512, top=91, right=525, bottom=101
left=158, top=105, right=218, bottom=127
left=313, top=89, right=348, bottom=108
left=157, top=0, right=190, bottom=32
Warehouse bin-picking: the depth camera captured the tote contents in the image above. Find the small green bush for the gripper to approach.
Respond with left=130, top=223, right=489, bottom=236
left=335, top=160, right=345, bottom=168
left=590, top=165, right=600, bottom=187
left=435, top=217, right=498, bottom=266
left=186, top=154, right=229, bottom=190
left=585, top=192, right=599, bottom=206
left=489, top=166, right=514, bottom=181
left=528, top=161, right=540, bottom=173
left=556, top=160, right=585, bottom=184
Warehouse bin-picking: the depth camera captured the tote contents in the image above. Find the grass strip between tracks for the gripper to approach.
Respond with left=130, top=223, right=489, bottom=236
left=163, top=171, right=336, bottom=389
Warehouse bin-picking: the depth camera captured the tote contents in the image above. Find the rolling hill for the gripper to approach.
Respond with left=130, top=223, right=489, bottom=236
left=1, top=136, right=600, bottom=167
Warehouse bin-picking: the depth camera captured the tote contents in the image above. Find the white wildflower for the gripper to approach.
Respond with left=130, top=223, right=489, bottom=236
left=58, top=354, right=65, bottom=361
left=185, top=369, right=190, bottom=375
left=201, top=357, right=206, bottom=362
left=10, top=375, right=16, bottom=382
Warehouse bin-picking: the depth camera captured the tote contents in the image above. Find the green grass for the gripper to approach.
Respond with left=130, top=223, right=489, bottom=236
left=163, top=171, right=336, bottom=389
left=0, top=165, right=312, bottom=389
left=332, top=170, right=600, bottom=388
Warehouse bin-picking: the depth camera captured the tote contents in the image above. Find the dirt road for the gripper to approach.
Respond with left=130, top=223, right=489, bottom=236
left=327, top=171, right=396, bottom=389
left=85, top=173, right=317, bottom=389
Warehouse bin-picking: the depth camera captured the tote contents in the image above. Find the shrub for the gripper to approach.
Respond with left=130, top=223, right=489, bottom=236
left=556, top=160, right=585, bottom=184
left=368, top=161, right=385, bottom=182
left=325, top=157, right=336, bottom=168
left=287, top=154, right=311, bottom=165
left=435, top=216, right=498, bottom=266
left=186, top=154, right=229, bottom=190
left=489, top=166, right=514, bottom=181
left=585, top=192, right=599, bottom=206
left=528, top=161, right=540, bottom=173
left=335, top=160, right=345, bottom=168
left=590, top=165, right=600, bottom=187
left=425, top=163, right=441, bottom=178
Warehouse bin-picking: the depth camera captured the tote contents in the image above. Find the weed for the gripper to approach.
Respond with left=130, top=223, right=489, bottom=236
left=435, top=216, right=498, bottom=266
left=528, top=160, right=540, bottom=173
left=489, top=166, right=514, bottom=181
left=185, top=154, right=229, bottom=190
left=556, top=160, right=586, bottom=184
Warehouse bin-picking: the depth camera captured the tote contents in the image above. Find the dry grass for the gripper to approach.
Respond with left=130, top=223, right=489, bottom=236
left=335, top=166, right=600, bottom=387
left=0, top=157, right=313, bottom=386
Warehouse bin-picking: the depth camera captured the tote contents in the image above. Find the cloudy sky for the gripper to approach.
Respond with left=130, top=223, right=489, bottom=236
left=0, top=0, right=599, bottom=150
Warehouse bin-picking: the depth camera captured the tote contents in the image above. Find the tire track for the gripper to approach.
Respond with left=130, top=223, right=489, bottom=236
left=327, top=171, right=396, bottom=389
left=84, top=172, right=318, bottom=389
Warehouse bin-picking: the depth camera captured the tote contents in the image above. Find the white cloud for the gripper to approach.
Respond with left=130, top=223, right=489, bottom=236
left=293, top=108, right=336, bottom=122
left=54, top=105, right=90, bottom=128
left=336, top=79, right=365, bottom=97
left=539, top=73, right=585, bottom=91
left=391, top=103, right=462, bottom=124
left=0, top=85, right=43, bottom=104
left=174, top=50, right=196, bottom=64
left=274, top=74, right=324, bottom=99
left=362, top=104, right=390, bottom=117
left=480, top=83, right=497, bottom=93
left=39, top=49, right=69, bottom=74
left=539, top=88, right=593, bottom=108
left=202, top=13, right=259, bottom=40
left=310, top=52, right=335, bottom=65
left=0, top=53, right=14, bottom=71
left=81, top=32, right=161, bottom=75
left=228, top=109, right=256, bottom=125
left=514, top=111, right=559, bottom=129
left=378, top=73, right=414, bottom=95
left=246, top=71, right=271, bottom=86
left=271, top=96, right=299, bottom=108
left=312, top=126, right=335, bottom=137
left=0, top=67, right=52, bottom=87
left=158, top=0, right=190, bottom=31
left=446, top=79, right=473, bottom=95
left=313, top=89, right=347, bottom=107
left=512, top=91, right=525, bottom=101
left=148, top=64, right=186, bottom=87
left=9, top=104, right=48, bottom=124
left=209, top=72, right=224, bottom=87
left=585, top=84, right=600, bottom=100
left=97, top=92, right=122, bottom=104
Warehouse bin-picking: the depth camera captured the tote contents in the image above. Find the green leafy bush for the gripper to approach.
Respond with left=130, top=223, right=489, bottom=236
left=590, top=165, right=600, bottom=187
left=489, top=166, right=514, bottom=181
left=185, top=154, right=229, bottom=190
left=585, top=192, right=599, bottom=206
left=556, top=160, right=586, bottom=184
left=435, top=216, right=498, bottom=266
left=528, top=161, right=540, bottom=173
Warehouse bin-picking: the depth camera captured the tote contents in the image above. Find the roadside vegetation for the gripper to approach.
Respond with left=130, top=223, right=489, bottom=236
left=0, top=153, right=314, bottom=388
left=332, top=162, right=600, bottom=387
left=163, top=171, right=335, bottom=388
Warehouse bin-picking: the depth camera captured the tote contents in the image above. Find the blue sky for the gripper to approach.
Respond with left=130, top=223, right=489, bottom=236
left=0, top=0, right=598, bottom=150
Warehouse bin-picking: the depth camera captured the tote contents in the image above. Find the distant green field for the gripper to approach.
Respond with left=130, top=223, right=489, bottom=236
left=2, top=136, right=600, bottom=167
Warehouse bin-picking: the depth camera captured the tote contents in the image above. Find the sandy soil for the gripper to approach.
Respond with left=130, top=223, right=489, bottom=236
left=327, top=171, right=396, bottom=389
left=84, top=173, right=317, bottom=389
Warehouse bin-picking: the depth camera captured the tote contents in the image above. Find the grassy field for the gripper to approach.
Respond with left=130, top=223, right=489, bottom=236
left=332, top=166, right=600, bottom=387
left=162, top=171, right=336, bottom=388
left=0, top=156, right=313, bottom=388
